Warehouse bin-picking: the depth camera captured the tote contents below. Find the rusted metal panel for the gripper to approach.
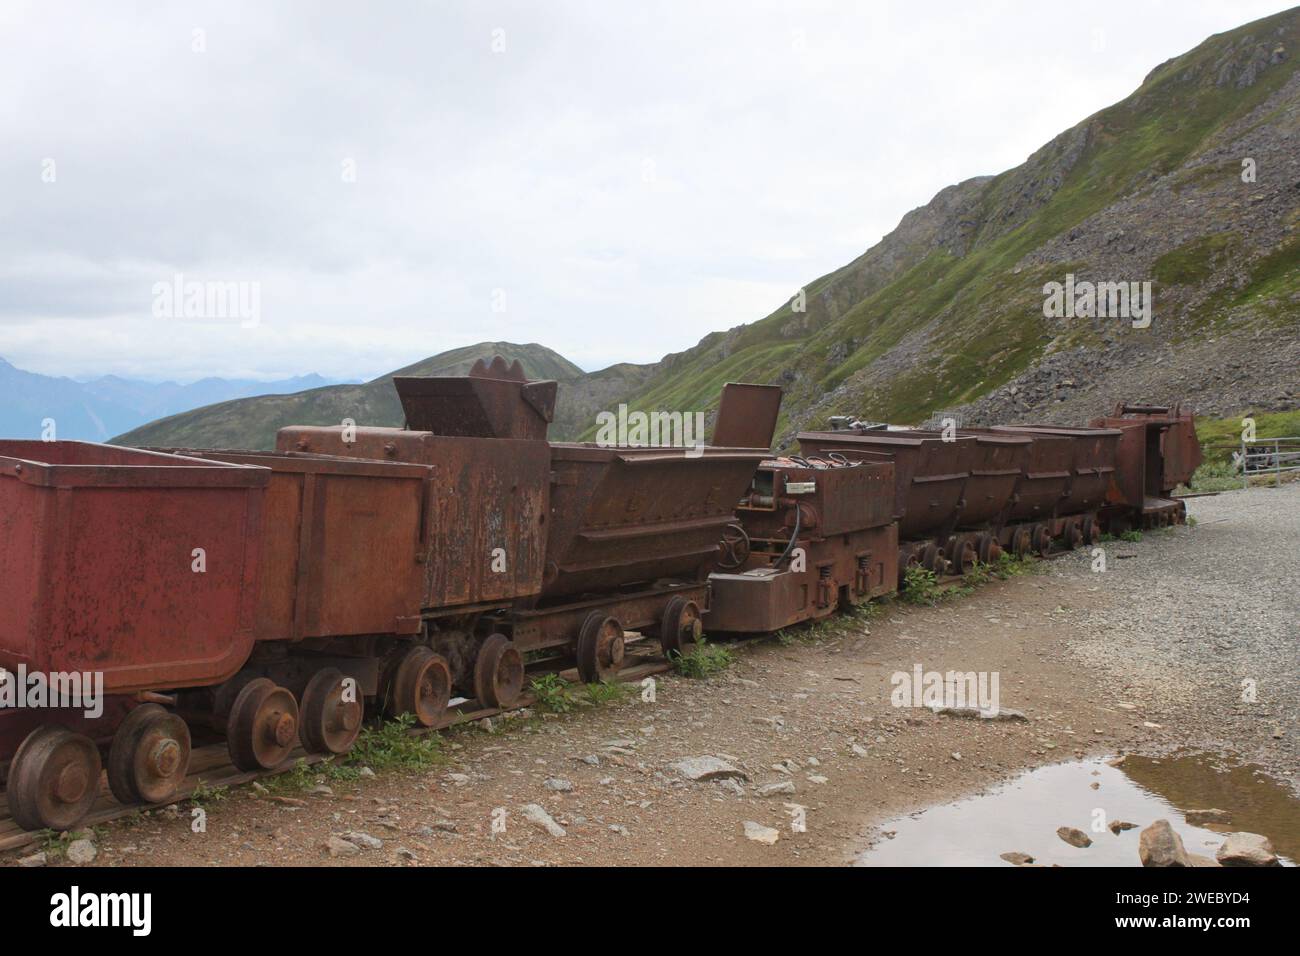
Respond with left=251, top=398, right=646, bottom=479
left=1090, top=403, right=1202, bottom=506
left=276, top=426, right=549, bottom=609
left=736, top=456, right=895, bottom=539
left=0, top=442, right=267, bottom=695
left=797, top=430, right=974, bottom=539
left=708, top=524, right=897, bottom=633
left=175, top=451, right=429, bottom=640
left=952, top=431, right=1031, bottom=528
left=394, top=356, right=556, bottom=441
left=711, top=383, right=783, bottom=450
left=989, top=425, right=1120, bottom=515
left=708, top=455, right=897, bottom=633
left=423, top=435, right=549, bottom=608
left=540, top=444, right=767, bottom=602
left=964, top=428, right=1073, bottom=522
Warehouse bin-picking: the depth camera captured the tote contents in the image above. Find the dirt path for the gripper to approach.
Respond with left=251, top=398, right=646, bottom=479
left=9, top=488, right=1293, bottom=868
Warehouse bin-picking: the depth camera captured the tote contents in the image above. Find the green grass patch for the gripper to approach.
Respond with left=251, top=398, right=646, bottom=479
left=669, top=637, right=734, bottom=678
left=1153, top=233, right=1240, bottom=285
left=900, top=565, right=942, bottom=605
left=583, top=680, right=634, bottom=705
left=529, top=673, right=576, bottom=714
left=345, top=714, right=443, bottom=773
left=1195, top=410, right=1300, bottom=464
left=188, top=780, right=229, bottom=807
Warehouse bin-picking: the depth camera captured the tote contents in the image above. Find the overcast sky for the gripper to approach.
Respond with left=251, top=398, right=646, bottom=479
left=1, top=0, right=1290, bottom=382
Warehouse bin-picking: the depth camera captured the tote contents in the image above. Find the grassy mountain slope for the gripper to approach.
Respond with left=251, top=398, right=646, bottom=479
left=594, top=8, right=1300, bottom=445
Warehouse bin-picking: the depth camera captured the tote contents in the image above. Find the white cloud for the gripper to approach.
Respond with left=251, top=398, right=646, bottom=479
left=0, top=0, right=1289, bottom=381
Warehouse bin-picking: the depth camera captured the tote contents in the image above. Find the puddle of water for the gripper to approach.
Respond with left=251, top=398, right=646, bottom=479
left=856, top=753, right=1298, bottom=867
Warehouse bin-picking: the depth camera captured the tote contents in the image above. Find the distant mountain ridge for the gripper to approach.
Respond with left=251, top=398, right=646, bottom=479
left=0, top=357, right=349, bottom=442
left=112, top=342, right=605, bottom=448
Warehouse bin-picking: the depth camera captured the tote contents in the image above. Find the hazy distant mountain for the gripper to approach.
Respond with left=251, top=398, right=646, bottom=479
left=0, top=357, right=350, bottom=441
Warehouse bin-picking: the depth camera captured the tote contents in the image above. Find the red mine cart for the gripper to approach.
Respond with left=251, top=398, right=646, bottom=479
left=0, top=441, right=267, bottom=830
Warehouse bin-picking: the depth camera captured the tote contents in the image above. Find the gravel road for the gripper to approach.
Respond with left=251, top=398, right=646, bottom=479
left=1058, top=483, right=1299, bottom=787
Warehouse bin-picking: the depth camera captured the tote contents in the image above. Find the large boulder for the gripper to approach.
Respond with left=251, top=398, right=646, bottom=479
left=1215, top=832, right=1280, bottom=867
left=1139, top=819, right=1191, bottom=867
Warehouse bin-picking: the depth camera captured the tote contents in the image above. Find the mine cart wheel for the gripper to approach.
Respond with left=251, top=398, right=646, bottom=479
left=6, top=726, right=102, bottom=832
left=716, top=522, right=751, bottom=571
left=976, top=533, right=1002, bottom=565
left=300, top=667, right=367, bottom=753
left=1031, top=524, right=1053, bottom=558
left=659, top=596, right=702, bottom=658
left=226, top=678, right=300, bottom=772
left=212, top=670, right=262, bottom=724
left=473, top=633, right=525, bottom=709
left=1011, top=528, right=1031, bottom=558
left=1065, top=519, right=1085, bottom=550
left=948, top=538, right=977, bottom=575
left=897, top=548, right=919, bottom=586
left=386, top=649, right=450, bottom=730
left=920, top=543, right=946, bottom=574
left=1081, top=516, right=1100, bottom=545
left=577, top=612, right=627, bottom=683
left=107, top=704, right=191, bottom=806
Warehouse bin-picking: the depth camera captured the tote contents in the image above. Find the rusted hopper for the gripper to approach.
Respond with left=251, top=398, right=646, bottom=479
left=1089, top=402, right=1202, bottom=528
left=963, top=428, right=1074, bottom=523
left=0, top=441, right=268, bottom=830
left=395, top=356, right=557, bottom=440
left=797, top=430, right=974, bottom=539
left=541, top=444, right=769, bottom=602
left=166, top=449, right=430, bottom=642
left=989, top=425, right=1120, bottom=515
left=0, top=441, right=267, bottom=695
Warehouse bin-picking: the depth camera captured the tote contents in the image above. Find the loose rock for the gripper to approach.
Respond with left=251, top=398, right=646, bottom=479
left=929, top=704, right=1028, bottom=722
left=1057, top=827, right=1092, bottom=848
left=1215, top=832, right=1279, bottom=866
left=66, top=839, right=97, bottom=864
left=343, top=830, right=383, bottom=850
left=743, top=821, right=780, bottom=845
left=669, top=756, right=748, bottom=782
left=326, top=836, right=360, bottom=857
left=1139, top=819, right=1190, bottom=867
left=520, top=803, right=567, bottom=838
